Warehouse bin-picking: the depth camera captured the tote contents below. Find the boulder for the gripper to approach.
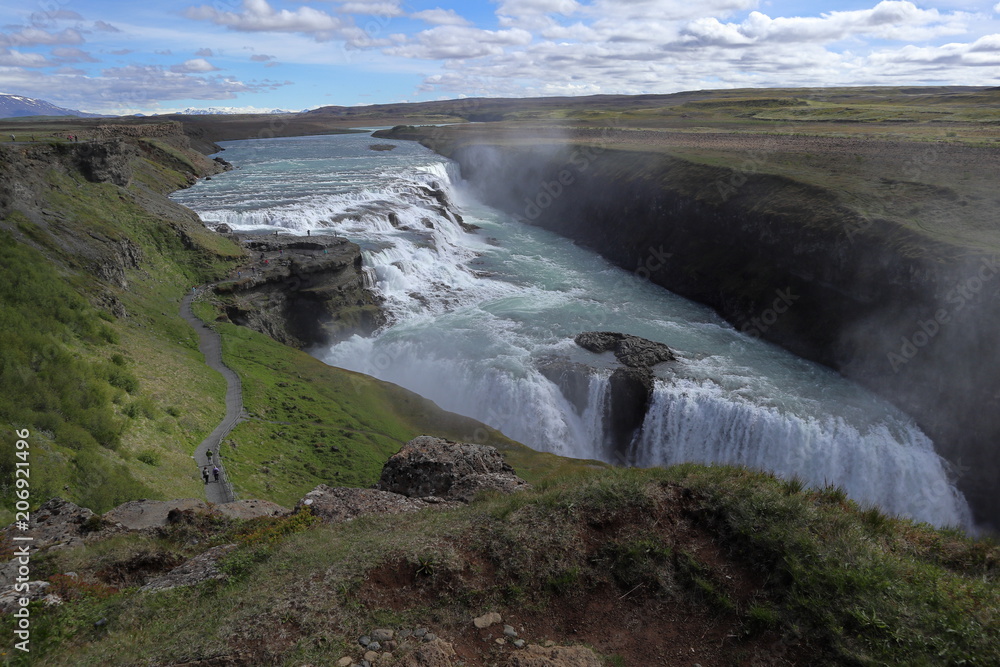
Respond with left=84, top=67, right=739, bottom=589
left=574, top=331, right=675, bottom=368
left=0, top=581, right=51, bottom=613
left=296, top=486, right=441, bottom=523
left=377, top=437, right=529, bottom=502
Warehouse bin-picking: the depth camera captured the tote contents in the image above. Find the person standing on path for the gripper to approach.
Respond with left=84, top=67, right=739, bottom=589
left=205, top=449, right=213, bottom=465
left=213, top=466, right=220, bottom=482
left=202, top=467, right=210, bottom=484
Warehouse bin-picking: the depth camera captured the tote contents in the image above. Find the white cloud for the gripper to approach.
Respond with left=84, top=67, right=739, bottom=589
left=680, top=2, right=970, bottom=47
left=336, top=1, right=404, bottom=17
left=0, top=28, right=84, bottom=48
left=387, top=26, right=533, bottom=60
left=186, top=0, right=349, bottom=41
left=170, top=58, right=220, bottom=73
left=411, top=8, right=472, bottom=27
left=497, top=0, right=582, bottom=29
left=0, top=49, right=52, bottom=68
left=195, top=48, right=214, bottom=57
left=251, top=53, right=276, bottom=61
left=588, top=0, right=758, bottom=22
left=93, top=21, right=121, bottom=33
left=995, top=2, right=1000, bottom=14
left=52, top=47, right=99, bottom=63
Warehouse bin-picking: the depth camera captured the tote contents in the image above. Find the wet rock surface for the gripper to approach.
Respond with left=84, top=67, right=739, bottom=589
left=574, top=331, right=675, bottom=367
left=574, top=332, right=677, bottom=455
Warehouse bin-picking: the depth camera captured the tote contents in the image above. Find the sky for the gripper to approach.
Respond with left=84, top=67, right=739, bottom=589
left=0, top=0, right=999, bottom=114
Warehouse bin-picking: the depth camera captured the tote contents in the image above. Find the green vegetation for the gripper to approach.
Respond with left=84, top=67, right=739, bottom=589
left=0, top=126, right=572, bottom=521
left=192, top=304, right=592, bottom=506
left=8, top=466, right=998, bottom=665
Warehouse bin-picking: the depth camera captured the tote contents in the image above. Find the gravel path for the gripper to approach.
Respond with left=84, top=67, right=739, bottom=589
left=180, top=289, right=241, bottom=504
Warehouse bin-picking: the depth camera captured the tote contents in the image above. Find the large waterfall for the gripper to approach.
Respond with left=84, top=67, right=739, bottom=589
left=172, top=132, right=973, bottom=530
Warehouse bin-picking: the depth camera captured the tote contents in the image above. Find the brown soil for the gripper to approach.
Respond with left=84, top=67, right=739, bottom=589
left=359, top=486, right=810, bottom=666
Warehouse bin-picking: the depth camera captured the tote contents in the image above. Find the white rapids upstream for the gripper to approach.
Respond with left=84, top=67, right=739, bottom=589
left=172, top=131, right=974, bottom=530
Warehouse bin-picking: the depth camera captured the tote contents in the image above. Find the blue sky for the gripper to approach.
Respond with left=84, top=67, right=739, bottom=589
left=1, top=0, right=999, bottom=114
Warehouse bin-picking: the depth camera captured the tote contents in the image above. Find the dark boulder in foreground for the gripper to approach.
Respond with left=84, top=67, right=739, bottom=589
left=377, top=436, right=530, bottom=502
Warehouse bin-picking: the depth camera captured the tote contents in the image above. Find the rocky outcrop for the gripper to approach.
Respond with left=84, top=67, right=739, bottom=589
left=574, top=332, right=675, bottom=367
left=0, top=498, right=117, bottom=589
left=297, top=437, right=528, bottom=523
left=216, top=234, right=383, bottom=347
left=73, top=138, right=137, bottom=187
left=377, top=436, right=530, bottom=502
left=574, top=332, right=676, bottom=455
left=297, top=486, right=443, bottom=523
left=139, top=544, right=237, bottom=593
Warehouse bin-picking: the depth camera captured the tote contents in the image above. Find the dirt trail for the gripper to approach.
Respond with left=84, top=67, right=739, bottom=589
left=180, top=289, right=241, bottom=504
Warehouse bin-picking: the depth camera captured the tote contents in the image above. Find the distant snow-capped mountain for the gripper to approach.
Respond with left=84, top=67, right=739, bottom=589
left=0, top=93, right=103, bottom=118
left=177, top=106, right=297, bottom=115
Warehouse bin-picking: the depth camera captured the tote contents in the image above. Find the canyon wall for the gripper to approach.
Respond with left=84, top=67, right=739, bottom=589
left=413, top=136, right=1000, bottom=527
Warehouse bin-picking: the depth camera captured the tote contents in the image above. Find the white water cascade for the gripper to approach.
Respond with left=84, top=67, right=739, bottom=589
left=172, top=132, right=974, bottom=530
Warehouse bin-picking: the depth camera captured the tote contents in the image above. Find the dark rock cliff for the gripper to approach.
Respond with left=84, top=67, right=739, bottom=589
left=214, top=234, right=383, bottom=348
left=423, top=139, right=999, bottom=528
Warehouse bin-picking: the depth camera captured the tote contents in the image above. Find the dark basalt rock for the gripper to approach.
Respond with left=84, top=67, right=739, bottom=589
left=377, top=436, right=529, bottom=502
left=574, top=332, right=676, bottom=456
left=575, top=331, right=675, bottom=368
left=218, top=233, right=384, bottom=348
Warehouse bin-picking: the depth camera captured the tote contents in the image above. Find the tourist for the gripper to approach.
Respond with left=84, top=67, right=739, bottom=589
left=202, top=467, right=210, bottom=484
left=213, top=466, right=220, bottom=482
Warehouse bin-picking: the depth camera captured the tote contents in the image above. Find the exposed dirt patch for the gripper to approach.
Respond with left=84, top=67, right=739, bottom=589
left=95, top=550, right=186, bottom=588
left=356, top=488, right=808, bottom=666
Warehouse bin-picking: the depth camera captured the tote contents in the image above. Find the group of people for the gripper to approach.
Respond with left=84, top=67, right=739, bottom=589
left=201, top=448, right=221, bottom=484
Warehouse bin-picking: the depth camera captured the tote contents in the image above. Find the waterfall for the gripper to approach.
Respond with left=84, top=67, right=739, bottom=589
left=629, top=379, right=971, bottom=528
left=172, top=132, right=975, bottom=531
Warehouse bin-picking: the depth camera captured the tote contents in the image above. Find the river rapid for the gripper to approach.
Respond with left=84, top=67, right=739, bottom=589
left=172, top=131, right=973, bottom=529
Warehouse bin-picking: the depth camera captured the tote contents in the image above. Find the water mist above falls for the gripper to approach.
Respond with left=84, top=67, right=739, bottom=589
left=172, top=132, right=973, bottom=530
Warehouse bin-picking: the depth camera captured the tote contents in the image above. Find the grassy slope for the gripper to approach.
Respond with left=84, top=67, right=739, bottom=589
left=11, top=467, right=999, bottom=666
left=197, top=307, right=591, bottom=507
left=0, top=127, right=584, bottom=523
left=0, top=147, right=243, bottom=520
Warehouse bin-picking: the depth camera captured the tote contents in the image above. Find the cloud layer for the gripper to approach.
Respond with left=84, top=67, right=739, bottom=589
left=0, top=0, right=996, bottom=113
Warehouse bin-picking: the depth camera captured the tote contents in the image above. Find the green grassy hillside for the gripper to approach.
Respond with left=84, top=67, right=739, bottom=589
left=0, top=130, right=565, bottom=524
